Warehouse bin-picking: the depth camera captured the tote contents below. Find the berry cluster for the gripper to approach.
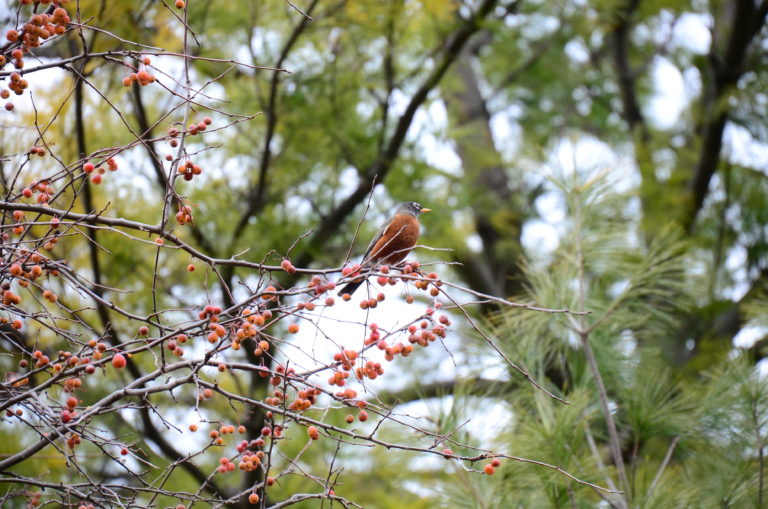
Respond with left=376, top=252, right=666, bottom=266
left=177, top=160, right=202, bottom=181
left=2, top=3, right=71, bottom=111
left=83, top=157, right=118, bottom=185
left=122, top=57, right=155, bottom=87
left=175, top=203, right=194, bottom=225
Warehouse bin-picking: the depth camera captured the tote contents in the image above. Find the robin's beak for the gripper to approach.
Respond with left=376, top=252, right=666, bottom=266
left=420, top=208, right=431, bottom=213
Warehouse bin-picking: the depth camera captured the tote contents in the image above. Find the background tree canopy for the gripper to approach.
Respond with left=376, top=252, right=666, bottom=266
left=0, top=0, right=766, bottom=508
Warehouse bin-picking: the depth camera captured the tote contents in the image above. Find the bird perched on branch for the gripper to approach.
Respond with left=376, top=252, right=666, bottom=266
left=337, top=202, right=430, bottom=297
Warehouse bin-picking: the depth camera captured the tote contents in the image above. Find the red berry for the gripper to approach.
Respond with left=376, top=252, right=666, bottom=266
left=483, top=464, right=495, bottom=475
left=112, top=354, right=126, bottom=369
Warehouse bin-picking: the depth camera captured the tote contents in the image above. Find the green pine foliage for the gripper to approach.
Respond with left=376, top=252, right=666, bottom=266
left=438, top=172, right=767, bottom=508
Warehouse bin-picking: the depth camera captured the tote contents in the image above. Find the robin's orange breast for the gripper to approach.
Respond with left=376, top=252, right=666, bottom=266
left=368, top=214, right=420, bottom=265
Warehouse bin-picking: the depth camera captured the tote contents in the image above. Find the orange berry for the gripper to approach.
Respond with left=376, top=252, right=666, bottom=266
left=248, top=493, right=259, bottom=504
left=187, top=264, right=195, bottom=272
left=136, top=70, right=154, bottom=86
left=307, top=426, right=319, bottom=440
left=263, top=285, right=277, bottom=300
left=287, top=323, right=299, bottom=334
left=483, top=464, right=495, bottom=475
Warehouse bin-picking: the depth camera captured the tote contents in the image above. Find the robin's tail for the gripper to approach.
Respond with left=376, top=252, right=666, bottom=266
left=337, top=278, right=364, bottom=297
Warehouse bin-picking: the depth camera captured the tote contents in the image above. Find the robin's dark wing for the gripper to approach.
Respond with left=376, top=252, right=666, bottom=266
left=336, top=213, right=396, bottom=297
left=360, top=214, right=394, bottom=264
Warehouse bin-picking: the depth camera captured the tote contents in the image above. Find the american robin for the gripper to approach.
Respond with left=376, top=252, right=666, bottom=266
left=337, top=201, right=430, bottom=297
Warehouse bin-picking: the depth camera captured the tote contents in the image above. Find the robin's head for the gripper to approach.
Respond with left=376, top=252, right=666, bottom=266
left=397, top=202, right=431, bottom=217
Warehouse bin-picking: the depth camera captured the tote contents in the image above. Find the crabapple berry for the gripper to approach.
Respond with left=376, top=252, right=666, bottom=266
left=112, top=354, right=126, bottom=369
